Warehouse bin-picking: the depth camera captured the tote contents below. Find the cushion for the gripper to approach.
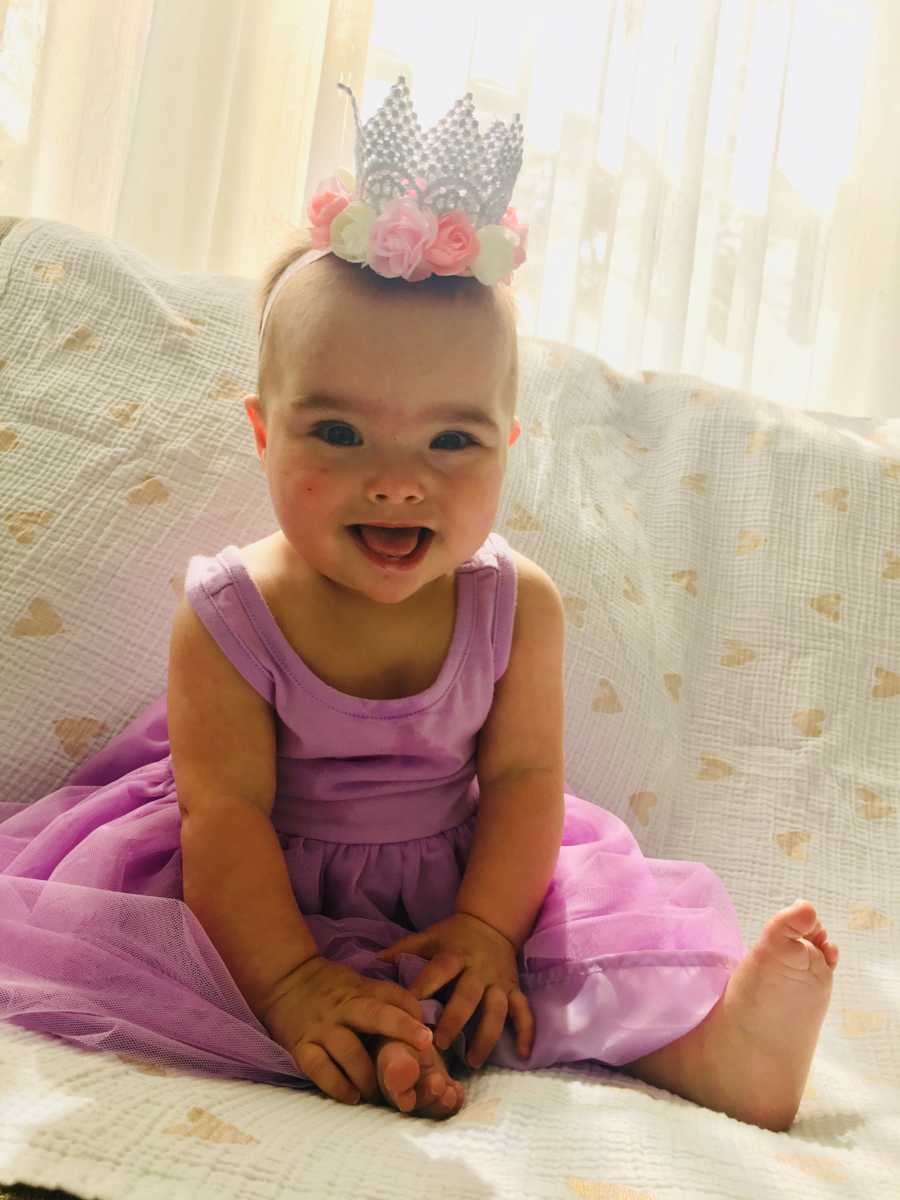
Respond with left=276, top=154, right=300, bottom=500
left=1, top=217, right=899, bottom=1198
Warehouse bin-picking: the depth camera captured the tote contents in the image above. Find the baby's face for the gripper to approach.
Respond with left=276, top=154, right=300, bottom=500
left=245, top=270, right=520, bottom=609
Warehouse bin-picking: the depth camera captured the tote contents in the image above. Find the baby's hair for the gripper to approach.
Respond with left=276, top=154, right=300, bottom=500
left=254, top=226, right=520, bottom=423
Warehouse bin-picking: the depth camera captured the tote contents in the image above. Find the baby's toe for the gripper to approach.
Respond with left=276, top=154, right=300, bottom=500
left=376, top=1043, right=421, bottom=1111
left=415, top=1066, right=464, bottom=1120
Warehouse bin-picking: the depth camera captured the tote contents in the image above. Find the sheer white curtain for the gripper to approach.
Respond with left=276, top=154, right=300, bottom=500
left=2, top=0, right=897, bottom=417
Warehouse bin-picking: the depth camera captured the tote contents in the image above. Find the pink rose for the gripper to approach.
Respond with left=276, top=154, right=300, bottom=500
left=308, top=175, right=352, bottom=250
left=501, top=206, right=529, bottom=269
left=423, top=209, right=480, bottom=276
left=368, top=197, right=438, bottom=282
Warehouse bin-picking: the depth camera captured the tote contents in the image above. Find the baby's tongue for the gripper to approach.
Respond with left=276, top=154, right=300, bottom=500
left=358, top=525, right=421, bottom=557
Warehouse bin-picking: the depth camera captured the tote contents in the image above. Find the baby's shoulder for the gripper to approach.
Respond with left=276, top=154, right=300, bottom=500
left=502, top=544, right=560, bottom=599
left=237, top=533, right=279, bottom=593
left=237, top=532, right=307, bottom=608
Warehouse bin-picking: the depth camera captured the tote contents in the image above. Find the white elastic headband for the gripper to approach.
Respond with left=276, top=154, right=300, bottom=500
left=258, top=246, right=331, bottom=345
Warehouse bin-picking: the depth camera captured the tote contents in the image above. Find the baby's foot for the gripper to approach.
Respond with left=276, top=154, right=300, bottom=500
left=623, top=899, right=838, bottom=1131
left=370, top=1035, right=465, bottom=1120
left=693, top=898, right=838, bottom=1131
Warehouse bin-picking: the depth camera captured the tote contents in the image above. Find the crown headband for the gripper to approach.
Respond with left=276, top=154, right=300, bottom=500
left=258, top=75, right=528, bottom=344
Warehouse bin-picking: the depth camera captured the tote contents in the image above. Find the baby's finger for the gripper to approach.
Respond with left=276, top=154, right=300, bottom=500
left=466, top=988, right=510, bottom=1068
left=434, top=973, right=484, bottom=1051
left=409, top=952, right=464, bottom=1002
left=371, top=979, right=427, bottom=1024
left=508, top=989, right=535, bottom=1057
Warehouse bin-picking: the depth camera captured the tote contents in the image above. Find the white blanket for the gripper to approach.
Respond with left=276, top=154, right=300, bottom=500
left=1, top=217, right=898, bottom=1198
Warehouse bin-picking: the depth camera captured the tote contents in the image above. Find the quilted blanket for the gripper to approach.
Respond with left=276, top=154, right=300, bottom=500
left=0, top=217, right=898, bottom=1198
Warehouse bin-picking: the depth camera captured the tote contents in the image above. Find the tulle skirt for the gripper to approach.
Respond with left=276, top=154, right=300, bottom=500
left=0, top=694, right=747, bottom=1088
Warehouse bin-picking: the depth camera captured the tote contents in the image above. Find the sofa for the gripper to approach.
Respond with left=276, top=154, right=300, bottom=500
left=1, top=215, right=898, bottom=1199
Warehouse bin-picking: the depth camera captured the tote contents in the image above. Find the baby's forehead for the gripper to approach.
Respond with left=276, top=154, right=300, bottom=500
left=273, top=274, right=514, bottom=395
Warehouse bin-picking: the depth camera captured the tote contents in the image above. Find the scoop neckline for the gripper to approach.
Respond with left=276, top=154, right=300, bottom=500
left=219, top=543, right=477, bottom=714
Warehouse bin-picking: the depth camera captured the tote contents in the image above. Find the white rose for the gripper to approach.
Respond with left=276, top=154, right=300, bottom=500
left=330, top=200, right=376, bottom=263
left=470, top=225, right=519, bottom=286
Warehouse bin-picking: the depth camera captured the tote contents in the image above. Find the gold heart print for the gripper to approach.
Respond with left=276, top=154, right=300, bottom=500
left=0, top=425, right=20, bottom=452
left=115, top=1053, right=172, bottom=1076
left=505, top=503, right=542, bottom=532
left=592, top=680, right=623, bottom=713
left=848, top=903, right=892, bottom=931
left=623, top=577, right=644, bottom=604
left=565, top=1170, right=672, bottom=1195
left=629, top=792, right=657, bottom=827
left=451, top=1096, right=503, bottom=1127
left=747, top=429, right=774, bottom=454
left=61, top=325, right=100, bottom=352
left=12, top=598, right=63, bottom=637
left=162, top=1107, right=258, bottom=1145
left=809, top=593, right=842, bottom=621
left=160, top=316, right=204, bottom=354
left=792, top=709, right=826, bottom=737
left=736, top=530, right=767, bottom=555
left=856, top=786, right=895, bottom=820
left=697, top=755, right=734, bottom=780
left=562, top=596, right=587, bottom=628
left=841, top=1009, right=889, bottom=1037
left=210, top=371, right=245, bottom=402
left=817, top=486, right=848, bottom=511
left=672, top=569, right=697, bottom=596
left=108, top=403, right=141, bottom=428
left=775, top=830, right=810, bottom=861
left=599, top=362, right=628, bottom=391
left=681, top=472, right=707, bottom=495
left=6, top=509, right=55, bottom=545
left=688, top=388, right=719, bottom=406
left=721, top=640, right=756, bottom=667
left=663, top=672, right=682, bottom=701
left=33, top=261, right=66, bottom=282
left=54, top=716, right=110, bottom=762
left=528, top=419, right=553, bottom=442
left=161, top=315, right=205, bottom=341
left=770, top=1154, right=849, bottom=1184
left=127, top=477, right=170, bottom=506
left=873, top=667, right=900, bottom=698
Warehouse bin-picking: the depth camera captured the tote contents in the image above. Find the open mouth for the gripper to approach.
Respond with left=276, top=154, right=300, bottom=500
left=348, top=524, right=434, bottom=568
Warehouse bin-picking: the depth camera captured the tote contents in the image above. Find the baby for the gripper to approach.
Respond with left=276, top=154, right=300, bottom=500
left=170, top=217, right=838, bottom=1130
left=0, top=78, right=839, bottom=1134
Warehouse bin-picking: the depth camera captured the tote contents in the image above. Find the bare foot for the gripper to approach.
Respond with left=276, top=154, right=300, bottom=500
left=622, top=899, right=839, bottom=1131
left=369, top=1034, right=466, bottom=1120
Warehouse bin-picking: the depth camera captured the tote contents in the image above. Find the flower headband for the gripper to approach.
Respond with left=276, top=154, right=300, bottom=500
left=259, top=75, right=529, bottom=345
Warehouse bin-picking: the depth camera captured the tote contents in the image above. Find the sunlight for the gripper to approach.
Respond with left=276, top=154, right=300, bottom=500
left=731, top=0, right=873, bottom=218
left=0, top=0, right=46, bottom=143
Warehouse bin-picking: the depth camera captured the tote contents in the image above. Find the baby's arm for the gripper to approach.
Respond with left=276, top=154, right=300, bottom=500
left=455, top=555, right=567, bottom=951
left=168, top=596, right=320, bottom=1017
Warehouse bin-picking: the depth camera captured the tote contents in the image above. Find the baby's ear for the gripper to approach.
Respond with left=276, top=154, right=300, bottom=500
left=244, top=395, right=268, bottom=461
left=508, top=416, right=521, bottom=447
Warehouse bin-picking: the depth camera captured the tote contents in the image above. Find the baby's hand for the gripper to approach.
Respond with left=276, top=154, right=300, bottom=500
left=376, top=912, right=534, bottom=1068
left=258, top=955, right=434, bottom=1105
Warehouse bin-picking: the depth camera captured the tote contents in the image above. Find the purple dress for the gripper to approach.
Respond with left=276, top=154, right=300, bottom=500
left=0, top=532, right=746, bottom=1088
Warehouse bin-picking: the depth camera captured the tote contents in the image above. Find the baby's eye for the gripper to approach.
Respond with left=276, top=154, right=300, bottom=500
left=313, top=422, right=358, bottom=447
left=432, top=430, right=477, bottom=451
left=311, top=423, right=477, bottom=450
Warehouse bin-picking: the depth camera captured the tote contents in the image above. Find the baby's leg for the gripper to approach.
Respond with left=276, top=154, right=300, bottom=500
left=618, top=899, right=838, bottom=1132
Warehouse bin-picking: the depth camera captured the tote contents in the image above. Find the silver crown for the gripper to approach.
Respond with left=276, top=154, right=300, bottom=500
left=336, top=75, right=524, bottom=229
